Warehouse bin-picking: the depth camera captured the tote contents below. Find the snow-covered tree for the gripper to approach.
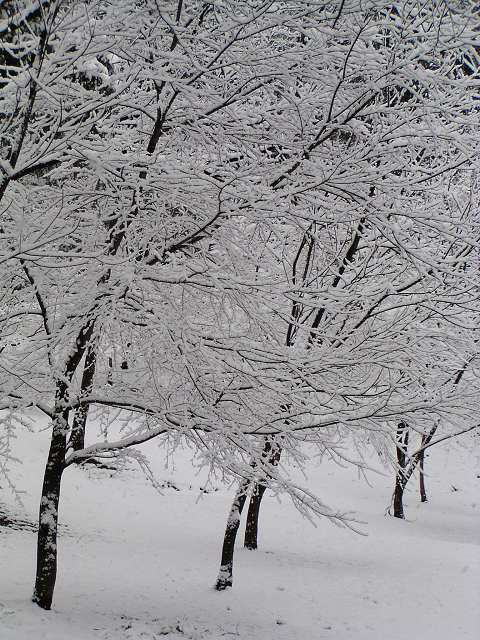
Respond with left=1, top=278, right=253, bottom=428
left=1, top=0, right=478, bottom=608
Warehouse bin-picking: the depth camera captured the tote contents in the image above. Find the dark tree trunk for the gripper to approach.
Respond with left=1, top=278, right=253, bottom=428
left=32, top=387, right=69, bottom=610
left=244, top=482, right=267, bottom=550
left=69, top=344, right=97, bottom=452
left=215, top=479, right=250, bottom=591
left=393, top=422, right=409, bottom=519
left=69, top=404, right=87, bottom=452
left=32, top=318, right=93, bottom=610
left=419, top=446, right=427, bottom=503
left=243, top=438, right=282, bottom=550
left=393, top=476, right=405, bottom=519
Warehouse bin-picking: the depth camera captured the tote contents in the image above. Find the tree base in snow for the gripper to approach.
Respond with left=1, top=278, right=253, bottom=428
left=215, top=566, right=232, bottom=591
left=214, top=579, right=232, bottom=591
left=32, top=591, right=52, bottom=611
left=244, top=541, right=258, bottom=550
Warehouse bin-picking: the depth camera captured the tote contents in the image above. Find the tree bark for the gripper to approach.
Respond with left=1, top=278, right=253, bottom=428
left=243, top=438, right=282, bottom=549
left=32, top=386, right=69, bottom=610
left=393, top=422, right=409, bottom=519
left=215, top=479, right=250, bottom=591
left=69, top=344, right=97, bottom=451
left=419, top=447, right=427, bottom=503
left=244, top=482, right=267, bottom=550
left=393, top=475, right=405, bottom=519
left=33, top=320, right=93, bottom=609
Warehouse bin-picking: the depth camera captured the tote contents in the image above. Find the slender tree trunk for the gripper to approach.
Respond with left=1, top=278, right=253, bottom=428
left=393, top=422, right=409, bottom=519
left=215, top=479, right=250, bottom=591
left=32, top=385, right=69, bottom=610
left=243, top=438, right=282, bottom=550
left=392, top=427, right=436, bottom=517
left=69, top=344, right=97, bottom=452
left=244, top=482, right=267, bottom=550
left=419, top=446, right=427, bottom=503
left=393, top=475, right=405, bottom=519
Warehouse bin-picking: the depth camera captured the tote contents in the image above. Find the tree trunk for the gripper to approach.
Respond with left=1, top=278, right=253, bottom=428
left=243, top=438, right=282, bottom=549
left=69, top=344, right=97, bottom=452
left=215, top=479, right=250, bottom=591
left=244, top=482, right=267, bottom=550
left=419, top=448, right=427, bottom=503
left=392, top=422, right=409, bottom=519
left=32, top=391, right=69, bottom=609
left=393, top=475, right=405, bottom=519
left=69, top=404, right=87, bottom=452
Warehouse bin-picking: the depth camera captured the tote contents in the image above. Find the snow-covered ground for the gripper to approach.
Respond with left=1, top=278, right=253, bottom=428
left=1, top=416, right=479, bottom=640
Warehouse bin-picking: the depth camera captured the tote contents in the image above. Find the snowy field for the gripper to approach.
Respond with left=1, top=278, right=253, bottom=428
left=1, top=416, right=479, bottom=640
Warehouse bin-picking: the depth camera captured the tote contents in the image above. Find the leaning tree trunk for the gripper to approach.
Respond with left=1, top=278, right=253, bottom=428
left=31, top=316, right=93, bottom=609
left=32, top=388, right=69, bottom=610
left=215, top=479, right=250, bottom=591
left=393, top=422, right=409, bottom=519
left=244, top=482, right=267, bottom=550
left=69, top=344, right=97, bottom=452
